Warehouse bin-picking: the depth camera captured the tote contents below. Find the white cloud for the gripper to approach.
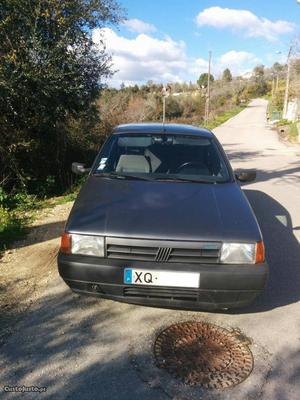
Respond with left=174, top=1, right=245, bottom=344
left=122, top=18, right=156, bottom=34
left=196, top=6, right=295, bottom=41
left=93, top=28, right=260, bottom=86
left=93, top=28, right=205, bottom=86
left=218, top=50, right=260, bottom=75
left=188, top=58, right=208, bottom=76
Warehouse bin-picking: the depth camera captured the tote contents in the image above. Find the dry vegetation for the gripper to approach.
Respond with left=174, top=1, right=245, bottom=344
left=97, top=72, right=270, bottom=137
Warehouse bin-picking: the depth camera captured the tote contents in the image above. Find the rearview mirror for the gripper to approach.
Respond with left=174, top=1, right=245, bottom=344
left=72, top=162, right=90, bottom=175
left=235, top=170, right=256, bottom=183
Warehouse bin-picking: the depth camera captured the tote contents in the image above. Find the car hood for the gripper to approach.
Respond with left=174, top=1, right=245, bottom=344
left=66, top=176, right=262, bottom=242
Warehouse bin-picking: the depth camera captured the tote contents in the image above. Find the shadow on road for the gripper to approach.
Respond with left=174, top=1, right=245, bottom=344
left=226, top=149, right=263, bottom=162
left=255, top=164, right=300, bottom=185
left=10, top=219, right=67, bottom=251
left=1, top=278, right=299, bottom=400
left=245, top=346, right=300, bottom=400
left=239, top=189, right=300, bottom=313
left=0, top=287, right=166, bottom=400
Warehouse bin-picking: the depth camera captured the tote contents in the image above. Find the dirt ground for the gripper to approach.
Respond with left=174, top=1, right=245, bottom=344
left=0, top=202, right=73, bottom=346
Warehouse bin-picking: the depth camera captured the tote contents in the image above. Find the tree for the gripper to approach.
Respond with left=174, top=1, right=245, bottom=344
left=248, top=65, right=268, bottom=96
left=272, top=62, right=284, bottom=75
left=292, top=59, right=300, bottom=76
left=253, top=65, right=265, bottom=80
left=197, top=73, right=214, bottom=88
left=222, top=68, right=232, bottom=82
left=0, top=0, right=124, bottom=193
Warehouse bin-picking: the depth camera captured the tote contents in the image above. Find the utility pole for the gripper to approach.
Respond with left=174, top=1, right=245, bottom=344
left=276, top=75, right=279, bottom=92
left=204, top=51, right=212, bottom=124
left=283, top=46, right=292, bottom=119
left=162, top=84, right=171, bottom=124
left=271, top=77, right=275, bottom=101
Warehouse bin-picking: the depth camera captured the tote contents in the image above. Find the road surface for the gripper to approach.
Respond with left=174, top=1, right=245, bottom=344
left=1, top=99, right=300, bottom=400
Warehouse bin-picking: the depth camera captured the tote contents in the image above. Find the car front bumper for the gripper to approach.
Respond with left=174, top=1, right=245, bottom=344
left=57, top=253, right=269, bottom=310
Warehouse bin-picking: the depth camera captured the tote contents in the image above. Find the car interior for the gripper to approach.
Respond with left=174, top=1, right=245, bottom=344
left=97, top=135, right=227, bottom=178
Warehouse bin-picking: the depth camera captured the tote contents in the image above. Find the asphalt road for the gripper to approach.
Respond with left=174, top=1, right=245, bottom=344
left=1, top=99, right=300, bottom=400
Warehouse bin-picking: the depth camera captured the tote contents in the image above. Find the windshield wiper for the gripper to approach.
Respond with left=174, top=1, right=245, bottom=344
left=94, top=172, right=223, bottom=184
left=153, top=176, right=217, bottom=184
left=93, top=172, right=152, bottom=181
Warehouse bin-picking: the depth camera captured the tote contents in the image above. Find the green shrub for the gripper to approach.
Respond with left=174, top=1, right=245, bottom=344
left=0, top=187, right=9, bottom=208
left=0, top=186, right=37, bottom=211
left=275, top=119, right=290, bottom=127
left=232, top=94, right=240, bottom=106
left=165, top=97, right=183, bottom=118
left=0, top=207, right=25, bottom=250
left=12, top=192, right=37, bottom=211
left=289, top=122, right=299, bottom=139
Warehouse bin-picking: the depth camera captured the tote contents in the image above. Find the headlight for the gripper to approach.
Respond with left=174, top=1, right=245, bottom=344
left=220, top=242, right=256, bottom=264
left=60, top=233, right=104, bottom=257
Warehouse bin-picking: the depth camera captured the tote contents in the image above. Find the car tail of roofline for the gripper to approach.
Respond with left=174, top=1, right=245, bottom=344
left=112, top=123, right=213, bottom=138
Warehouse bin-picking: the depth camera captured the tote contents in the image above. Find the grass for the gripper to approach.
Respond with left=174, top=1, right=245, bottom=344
left=275, top=119, right=299, bottom=143
left=0, top=208, right=26, bottom=248
left=203, top=105, right=246, bottom=130
left=288, top=122, right=299, bottom=140
left=0, top=182, right=83, bottom=253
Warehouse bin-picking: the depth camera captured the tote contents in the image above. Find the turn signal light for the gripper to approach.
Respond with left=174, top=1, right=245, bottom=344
left=255, top=241, right=265, bottom=264
left=60, top=232, right=71, bottom=254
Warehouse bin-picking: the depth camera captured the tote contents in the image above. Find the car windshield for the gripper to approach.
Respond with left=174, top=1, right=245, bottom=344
left=93, top=133, right=230, bottom=183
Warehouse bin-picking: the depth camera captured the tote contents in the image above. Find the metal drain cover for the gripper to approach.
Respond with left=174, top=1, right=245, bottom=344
left=154, top=321, right=253, bottom=389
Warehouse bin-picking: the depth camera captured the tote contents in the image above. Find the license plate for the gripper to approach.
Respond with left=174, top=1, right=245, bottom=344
left=124, top=268, right=200, bottom=288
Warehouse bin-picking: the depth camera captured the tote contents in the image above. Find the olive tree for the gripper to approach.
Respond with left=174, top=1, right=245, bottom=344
left=0, top=0, right=124, bottom=193
left=197, top=73, right=214, bottom=89
left=222, top=68, right=232, bottom=82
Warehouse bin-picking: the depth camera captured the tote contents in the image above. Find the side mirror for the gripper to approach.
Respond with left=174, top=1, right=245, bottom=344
left=71, top=162, right=90, bottom=175
left=235, top=169, right=256, bottom=183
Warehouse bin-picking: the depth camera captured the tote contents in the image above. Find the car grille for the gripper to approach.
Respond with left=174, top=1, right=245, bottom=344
left=123, top=287, right=199, bottom=302
left=106, top=237, right=221, bottom=264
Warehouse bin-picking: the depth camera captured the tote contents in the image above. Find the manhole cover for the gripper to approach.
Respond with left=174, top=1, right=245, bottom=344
left=154, top=321, right=253, bottom=389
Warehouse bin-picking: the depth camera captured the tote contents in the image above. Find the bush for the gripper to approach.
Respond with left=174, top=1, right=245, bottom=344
left=0, top=187, right=9, bottom=208
left=289, top=122, right=299, bottom=139
left=0, top=186, right=37, bottom=210
left=0, top=207, right=24, bottom=250
left=165, top=97, right=183, bottom=119
left=180, top=96, right=198, bottom=118
left=232, top=94, right=241, bottom=106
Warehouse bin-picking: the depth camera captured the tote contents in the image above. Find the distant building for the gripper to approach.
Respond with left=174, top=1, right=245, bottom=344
left=241, top=71, right=253, bottom=80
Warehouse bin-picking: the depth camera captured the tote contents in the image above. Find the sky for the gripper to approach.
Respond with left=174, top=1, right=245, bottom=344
left=92, top=0, right=300, bottom=87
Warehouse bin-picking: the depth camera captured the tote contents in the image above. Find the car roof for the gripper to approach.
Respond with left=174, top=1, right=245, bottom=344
left=112, top=123, right=213, bottom=138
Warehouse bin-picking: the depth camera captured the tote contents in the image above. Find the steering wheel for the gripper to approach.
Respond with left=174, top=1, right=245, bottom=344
left=175, top=162, right=206, bottom=173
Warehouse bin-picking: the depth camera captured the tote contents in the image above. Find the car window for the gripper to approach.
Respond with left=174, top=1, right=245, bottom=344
left=93, top=134, right=230, bottom=183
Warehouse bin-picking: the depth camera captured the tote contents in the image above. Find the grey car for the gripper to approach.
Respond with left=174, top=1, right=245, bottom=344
left=58, top=123, right=268, bottom=310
